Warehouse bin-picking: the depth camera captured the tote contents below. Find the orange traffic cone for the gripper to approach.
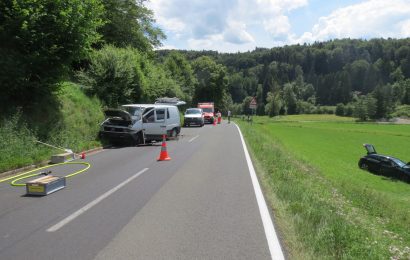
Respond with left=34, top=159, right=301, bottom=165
left=80, top=151, right=86, bottom=159
left=157, top=135, right=171, bottom=161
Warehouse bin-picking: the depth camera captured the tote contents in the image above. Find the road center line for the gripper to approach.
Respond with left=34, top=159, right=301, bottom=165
left=234, top=124, right=285, bottom=260
left=47, top=168, right=149, bottom=232
left=188, top=135, right=199, bottom=143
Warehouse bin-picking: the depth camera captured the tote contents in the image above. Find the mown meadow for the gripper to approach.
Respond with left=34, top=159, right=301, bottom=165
left=237, top=115, right=410, bottom=259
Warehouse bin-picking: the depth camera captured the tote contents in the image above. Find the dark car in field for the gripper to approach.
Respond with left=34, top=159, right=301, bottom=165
left=358, top=144, right=410, bottom=182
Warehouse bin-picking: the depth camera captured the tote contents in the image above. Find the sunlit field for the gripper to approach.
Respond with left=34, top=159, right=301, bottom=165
left=238, top=115, right=410, bottom=259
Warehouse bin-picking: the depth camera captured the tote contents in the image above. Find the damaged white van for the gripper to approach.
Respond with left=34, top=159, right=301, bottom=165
left=99, top=103, right=183, bottom=145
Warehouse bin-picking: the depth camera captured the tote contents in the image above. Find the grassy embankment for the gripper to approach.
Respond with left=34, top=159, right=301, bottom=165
left=0, top=82, right=104, bottom=173
left=237, top=114, right=410, bottom=259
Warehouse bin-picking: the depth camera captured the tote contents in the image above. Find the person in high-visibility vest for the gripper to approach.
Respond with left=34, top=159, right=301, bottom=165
left=217, top=111, right=222, bottom=124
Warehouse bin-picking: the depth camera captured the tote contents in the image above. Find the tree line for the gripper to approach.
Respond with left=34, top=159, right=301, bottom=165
left=159, top=38, right=410, bottom=119
left=1, top=1, right=410, bottom=120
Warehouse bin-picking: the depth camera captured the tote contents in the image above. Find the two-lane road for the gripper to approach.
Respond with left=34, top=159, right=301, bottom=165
left=0, top=122, right=284, bottom=259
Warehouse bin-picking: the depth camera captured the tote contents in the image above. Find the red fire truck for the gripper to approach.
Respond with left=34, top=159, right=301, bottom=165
left=197, top=102, right=215, bottom=124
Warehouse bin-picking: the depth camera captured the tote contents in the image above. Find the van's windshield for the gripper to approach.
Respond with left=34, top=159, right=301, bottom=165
left=122, top=106, right=143, bottom=120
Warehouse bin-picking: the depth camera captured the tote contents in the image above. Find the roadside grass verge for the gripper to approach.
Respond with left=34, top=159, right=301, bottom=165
left=237, top=116, right=410, bottom=259
left=0, top=114, right=55, bottom=172
left=47, top=82, right=104, bottom=152
left=0, top=82, right=104, bottom=173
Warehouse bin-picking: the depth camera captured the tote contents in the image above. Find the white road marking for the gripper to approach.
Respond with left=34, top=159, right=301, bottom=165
left=188, top=135, right=199, bottom=143
left=235, top=124, right=285, bottom=260
left=47, top=168, right=149, bottom=232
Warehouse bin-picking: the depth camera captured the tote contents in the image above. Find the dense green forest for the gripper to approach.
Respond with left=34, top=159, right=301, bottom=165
left=158, top=38, right=410, bottom=120
left=1, top=0, right=410, bottom=145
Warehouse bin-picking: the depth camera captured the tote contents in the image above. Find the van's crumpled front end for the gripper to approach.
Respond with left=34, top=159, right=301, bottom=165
left=99, top=103, right=182, bottom=145
left=99, top=109, right=142, bottom=145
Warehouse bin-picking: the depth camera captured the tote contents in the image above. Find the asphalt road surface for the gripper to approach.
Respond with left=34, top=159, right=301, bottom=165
left=0, top=122, right=284, bottom=259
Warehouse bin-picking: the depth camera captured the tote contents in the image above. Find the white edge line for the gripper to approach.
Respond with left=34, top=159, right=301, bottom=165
left=47, top=168, right=149, bottom=232
left=188, top=135, right=199, bottom=143
left=234, top=123, right=285, bottom=260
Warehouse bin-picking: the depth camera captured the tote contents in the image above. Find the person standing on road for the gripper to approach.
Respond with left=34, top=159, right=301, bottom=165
left=227, top=110, right=231, bottom=123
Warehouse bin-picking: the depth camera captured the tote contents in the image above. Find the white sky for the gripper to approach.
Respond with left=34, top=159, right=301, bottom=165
left=147, top=0, right=410, bottom=53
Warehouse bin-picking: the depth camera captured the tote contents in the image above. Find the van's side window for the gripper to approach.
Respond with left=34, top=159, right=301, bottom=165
left=167, top=108, right=170, bottom=119
left=156, top=109, right=165, bottom=121
left=145, top=110, right=155, bottom=123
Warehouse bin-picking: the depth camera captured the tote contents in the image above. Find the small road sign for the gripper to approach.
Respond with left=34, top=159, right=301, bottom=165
left=249, top=97, right=257, bottom=109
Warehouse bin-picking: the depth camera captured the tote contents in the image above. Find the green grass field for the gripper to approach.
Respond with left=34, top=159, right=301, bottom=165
left=237, top=115, right=410, bottom=259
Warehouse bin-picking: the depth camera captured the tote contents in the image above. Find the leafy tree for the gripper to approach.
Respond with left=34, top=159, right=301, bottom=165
left=0, top=0, right=104, bottom=108
left=314, top=49, right=329, bottom=75
left=163, top=51, right=196, bottom=104
left=283, top=83, right=297, bottom=114
left=265, top=92, right=282, bottom=117
left=390, top=67, right=404, bottom=82
left=373, top=84, right=394, bottom=118
left=218, top=91, right=234, bottom=114
left=79, top=45, right=184, bottom=106
left=365, top=95, right=377, bottom=119
left=363, top=64, right=379, bottom=93
left=402, top=79, right=410, bottom=105
left=228, top=73, right=247, bottom=103
left=335, top=103, right=345, bottom=116
left=142, top=63, right=183, bottom=102
left=242, top=76, right=258, bottom=97
left=256, top=84, right=264, bottom=115
left=78, top=45, right=146, bottom=107
left=344, top=104, right=354, bottom=117
left=301, top=84, right=316, bottom=102
left=98, top=0, right=165, bottom=52
left=353, top=97, right=368, bottom=121
left=296, top=100, right=316, bottom=114
left=191, top=56, right=228, bottom=108
left=348, top=59, right=370, bottom=92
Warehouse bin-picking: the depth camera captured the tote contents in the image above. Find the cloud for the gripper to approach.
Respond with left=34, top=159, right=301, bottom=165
left=148, top=0, right=410, bottom=52
left=148, top=0, right=235, bottom=38
left=398, top=19, right=410, bottom=36
left=263, top=15, right=291, bottom=37
left=223, top=20, right=255, bottom=44
left=158, top=18, right=186, bottom=34
left=148, top=0, right=308, bottom=52
left=295, top=0, right=410, bottom=44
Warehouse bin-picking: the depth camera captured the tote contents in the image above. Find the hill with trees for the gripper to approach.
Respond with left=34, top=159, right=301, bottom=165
left=158, top=38, right=410, bottom=119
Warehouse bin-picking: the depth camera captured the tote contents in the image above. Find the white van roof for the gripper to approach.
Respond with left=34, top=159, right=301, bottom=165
left=155, top=97, right=186, bottom=106
left=122, top=104, right=177, bottom=109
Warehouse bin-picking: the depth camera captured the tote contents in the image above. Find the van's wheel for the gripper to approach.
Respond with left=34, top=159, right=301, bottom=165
left=131, top=133, right=142, bottom=146
left=170, top=128, right=177, bottom=139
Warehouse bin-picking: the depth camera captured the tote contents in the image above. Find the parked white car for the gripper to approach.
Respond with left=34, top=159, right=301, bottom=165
left=100, top=104, right=182, bottom=145
left=183, top=108, right=204, bottom=127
